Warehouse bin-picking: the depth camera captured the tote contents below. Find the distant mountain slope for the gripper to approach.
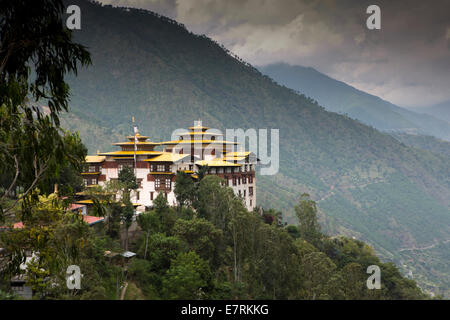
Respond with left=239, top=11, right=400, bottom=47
left=62, top=0, right=450, bottom=296
left=258, top=63, right=450, bottom=141
left=390, top=133, right=450, bottom=158
left=412, top=100, right=450, bottom=124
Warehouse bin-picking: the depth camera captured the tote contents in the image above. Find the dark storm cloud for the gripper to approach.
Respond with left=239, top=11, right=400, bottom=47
left=100, top=0, right=450, bottom=107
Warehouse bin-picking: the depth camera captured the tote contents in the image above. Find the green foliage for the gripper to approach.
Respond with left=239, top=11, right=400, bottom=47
left=174, top=171, right=196, bottom=209
left=0, top=170, right=426, bottom=300
left=162, top=251, right=212, bottom=300
left=173, top=218, right=223, bottom=265
left=118, top=166, right=138, bottom=192
left=295, top=193, right=322, bottom=247
left=0, top=0, right=90, bottom=221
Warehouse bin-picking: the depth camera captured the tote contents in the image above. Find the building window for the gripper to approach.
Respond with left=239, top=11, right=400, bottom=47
left=150, top=192, right=154, bottom=200
left=136, top=191, right=140, bottom=200
left=165, top=178, right=171, bottom=189
left=189, top=164, right=193, bottom=171
left=157, top=164, right=165, bottom=172
left=249, top=175, right=253, bottom=183
left=242, top=176, right=247, bottom=184
left=244, top=190, right=246, bottom=197
left=238, top=177, right=241, bottom=185
left=211, top=168, right=216, bottom=174
left=227, top=168, right=231, bottom=173
left=250, top=199, right=252, bottom=207
left=238, top=190, right=241, bottom=197
left=83, top=179, right=88, bottom=186
left=155, top=178, right=161, bottom=188
left=232, top=177, right=236, bottom=186
left=164, top=192, right=168, bottom=199
left=89, top=166, right=96, bottom=172
left=249, top=187, right=253, bottom=196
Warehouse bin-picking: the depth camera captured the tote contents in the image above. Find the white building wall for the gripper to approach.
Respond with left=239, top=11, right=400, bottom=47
left=98, top=160, right=255, bottom=212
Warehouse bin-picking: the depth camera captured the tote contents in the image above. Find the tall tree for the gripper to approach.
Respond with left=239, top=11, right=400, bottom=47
left=174, top=171, right=196, bottom=209
left=0, top=0, right=91, bottom=220
left=294, top=193, right=322, bottom=247
left=118, top=166, right=138, bottom=250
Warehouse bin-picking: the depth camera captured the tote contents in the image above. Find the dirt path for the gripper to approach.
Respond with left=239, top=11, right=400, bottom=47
left=120, top=281, right=128, bottom=300
left=398, top=239, right=450, bottom=252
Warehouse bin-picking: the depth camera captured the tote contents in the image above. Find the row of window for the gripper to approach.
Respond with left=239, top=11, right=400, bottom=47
left=230, top=175, right=253, bottom=186
left=148, top=191, right=167, bottom=200
left=154, top=178, right=171, bottom=189
left=208, top=165, right=254, bottom=174
left=99, top=163, right=254, bottom=174
left=237, top=187, right=254, bottom=197
left=84, top=178, right=97, bottom=186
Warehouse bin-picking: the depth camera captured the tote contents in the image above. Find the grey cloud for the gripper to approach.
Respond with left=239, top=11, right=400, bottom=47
left=100, top=0, right=450, bottom=107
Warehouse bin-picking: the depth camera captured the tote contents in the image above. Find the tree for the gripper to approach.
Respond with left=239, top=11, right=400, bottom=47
left=0, top=0, right=90, bottom=220
left=137, top=212, right=156, bottom=260
left=195, top=175, right=235, bottom=229
left=173, top=218, right=223, bottom=266
left=0, top=192, right=90, bottom=298
left=118, top=166, right=138, bottom=196
left=162, top=251, right=212, bottom=299
left=118, top=166, right=138, bottom=250
left=122, top=201, right=134, bottom=251
left=294, top=193, right=322, bottom=247
left=174, top=171, right=196, bottom=209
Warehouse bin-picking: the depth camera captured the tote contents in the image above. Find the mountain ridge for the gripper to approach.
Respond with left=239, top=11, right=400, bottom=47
left=258, top=63, right=450, bottom=141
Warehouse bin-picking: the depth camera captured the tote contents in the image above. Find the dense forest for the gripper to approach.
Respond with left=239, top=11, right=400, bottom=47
left=0, top=167, right=427, bottom=300
left=57, top=0, right=450, bottom=296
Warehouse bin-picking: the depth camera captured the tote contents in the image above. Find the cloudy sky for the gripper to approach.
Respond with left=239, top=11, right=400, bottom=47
left=100, top=0, right=450, bottom=108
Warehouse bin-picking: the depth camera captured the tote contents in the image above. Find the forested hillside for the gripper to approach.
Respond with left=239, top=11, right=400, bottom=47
left=1, top=173, right=426, bottom=300
left=60, top=0, right=450, bottom=297
left=390, top=133, right=450, bottom=158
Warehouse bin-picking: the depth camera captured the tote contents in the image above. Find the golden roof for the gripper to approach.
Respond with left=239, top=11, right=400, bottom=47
left=144, top=153, right=191, bottom=163
left=113, top=141, right=160, bottom=146
left=188, top=125, right=209, bottom=130
left=98, top=151, right=163, bottom=156
left=225, top=151, right=251, bottom=157
left=85, top=155, right=106, bottom=163
left=75, top=199, right=140, bottom=207
left=195, top=159, right=241, bottom=167
left=126, top=133, right=150, bottom=140
left=177, top=132, right=223, bottom=136
left=222, top=156, right=247, bottom=161
left=160, top=139, right=237, bottom=145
